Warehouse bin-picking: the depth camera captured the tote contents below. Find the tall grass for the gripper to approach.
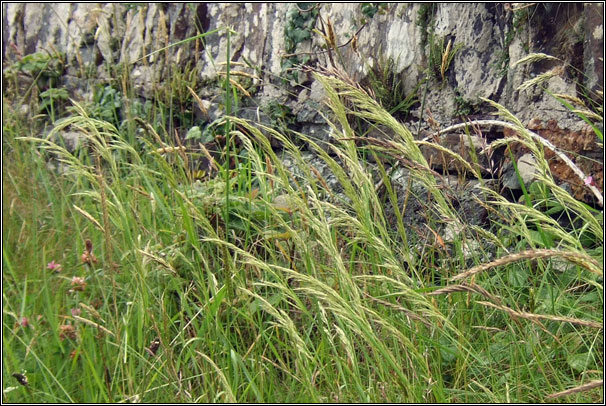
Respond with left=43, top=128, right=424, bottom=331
left=3, top=31, right=603, bottom=403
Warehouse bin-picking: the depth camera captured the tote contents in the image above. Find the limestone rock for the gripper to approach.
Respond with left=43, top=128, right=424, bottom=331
left=2, top=3, right=602, bottom=205
left=502, top=153, right=538, bottom=190
left=3, top=3, right=601, bottom=128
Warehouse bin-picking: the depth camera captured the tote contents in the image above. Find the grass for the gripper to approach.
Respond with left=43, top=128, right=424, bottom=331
left=2, top=29, right=603, bottom=403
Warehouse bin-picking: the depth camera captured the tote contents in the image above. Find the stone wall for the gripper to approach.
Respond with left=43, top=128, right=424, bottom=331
left=2, top=3, right=603, bottom=203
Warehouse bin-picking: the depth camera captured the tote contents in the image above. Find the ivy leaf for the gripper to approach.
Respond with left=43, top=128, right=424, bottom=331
left=289, top=28, right=311, bottom=44
left=567, top=352, right=593, bottom=373
left=185, top=126, right=202, bottom=141
left=507, top=265, right=529, bottom=288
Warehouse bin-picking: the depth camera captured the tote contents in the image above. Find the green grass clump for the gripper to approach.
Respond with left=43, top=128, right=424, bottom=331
left=2, top=30, right=603, bottom=403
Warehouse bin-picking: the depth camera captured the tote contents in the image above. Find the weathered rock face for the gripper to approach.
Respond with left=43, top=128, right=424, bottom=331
left=585, top=3, right=604, bottom=91
left=2, top=3, right=603, bottom=204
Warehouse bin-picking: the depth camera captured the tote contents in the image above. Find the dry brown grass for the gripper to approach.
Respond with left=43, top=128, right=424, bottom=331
left=428, top=282, right=504, bottom=307
left=545, top=379, right=603, bottom=400
left=476, top=300, right=602, bottom=330
left=450, top=249, right=603, bottom=281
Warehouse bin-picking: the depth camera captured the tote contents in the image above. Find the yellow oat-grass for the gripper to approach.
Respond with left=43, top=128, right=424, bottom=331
left=552, top=93, right=587, bottom=108
left=512, top=52, right=560, bottom=68
left=517, top=68, right=561, bottom=91
left=73, top=204, right=104, bottom=233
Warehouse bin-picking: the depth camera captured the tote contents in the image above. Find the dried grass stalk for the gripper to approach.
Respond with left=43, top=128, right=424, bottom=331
left=198, top=142, right=219, bottom=174
left=219, top=70, right=257, bottom=79
left=187, top=85, right=208, bottom=116
left=326, top=17, right=336, bottom=50
left=476, top=300, right=602, bottom=329
left=429, top=282, right=505, bottom=307
left=450, top=249, right=602, bottom=281
left=363, top=292, right=431, bottom=328
left=72, top=315, right=115, bottom=337
left=226, top=78, right=251, bottom=98
left=73, top=204, right=104, bottom=233
left=440, top=39, right=452, bottom=81
left=545, top=379, right=603, bottom=400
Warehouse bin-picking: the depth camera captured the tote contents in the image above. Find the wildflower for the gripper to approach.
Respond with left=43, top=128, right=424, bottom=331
left=70, top=276, right=87, bottom=292
left=59, top=324, right=77, bottom=340
left=70, top=308, right=82, bottom=317
left=80, top=239, right=98, bottom=266
left=14, top=316, right=29, bottom=329
left=47, top=260, right=62, bottom=272
left=584, top=176, right=595, bottom=186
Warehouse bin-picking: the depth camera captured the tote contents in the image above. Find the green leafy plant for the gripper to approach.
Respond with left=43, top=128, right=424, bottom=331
left=39, top=88, right=69, bottom=120
left=264, top=100, right=297, bottom=131
left=453, top=88, right=477, bottom=117
left=359, top=3, right=388, bottom=24
left=416, top=3, right=436, bottom=48
left=428, top=35, right=463, bottom=82
left=281, top=3, right=320, bottom=82
left=492, top=3, right=534, bottom=78
left=365, top=56, right=422, bottom=121
left=90, top=85, right=123, bottom=125
left=5, top=50, right=65, bottom=91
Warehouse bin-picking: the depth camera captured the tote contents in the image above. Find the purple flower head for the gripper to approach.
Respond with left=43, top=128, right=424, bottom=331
left=47, top=260, right=62, bottom=272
